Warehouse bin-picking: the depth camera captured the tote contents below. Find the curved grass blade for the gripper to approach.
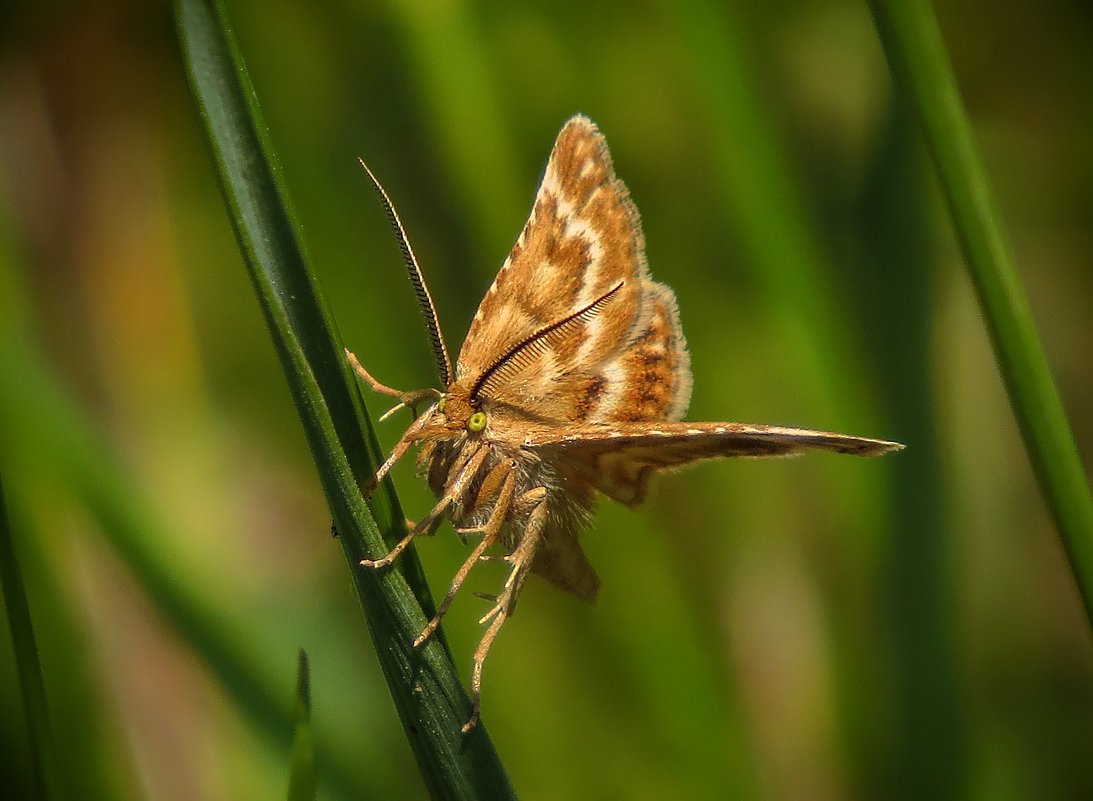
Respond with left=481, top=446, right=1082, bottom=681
left=174, top=0, right=516, bottom=797
left=287, top=650, right=316, bottom=801
left=0, top=476, right=62, bottom=801
left=868, top=0, right=1093, bottom=623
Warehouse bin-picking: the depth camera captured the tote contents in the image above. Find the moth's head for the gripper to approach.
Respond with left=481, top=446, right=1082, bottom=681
left=431, top=383, right=488, bottom=435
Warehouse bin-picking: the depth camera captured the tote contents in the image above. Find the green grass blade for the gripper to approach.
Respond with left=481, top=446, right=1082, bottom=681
left=0, top=224, right=140, bottom=800
left=381, top=0, right=525, bottom=260
left=868, top=0, right=1093, bottom=623
left=0, top=340, right=359, bottom=798
left=174, top=0, right=516, bottom=797
left=0, top=477, right=62, bottom=801
left=854, top=101, right=967, bottom=799
left=668, top=0, right=875, bottom=431
left=287, top=651, right=316, bottom=801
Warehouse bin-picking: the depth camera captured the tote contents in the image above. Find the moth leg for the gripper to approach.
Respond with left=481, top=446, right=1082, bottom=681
left=463, top=494, right=548, bottom=733
left=362, top=438, right=411, bottom=501
left=362, top=496, right=446, bottom=569
left=472, top=487, right=547, bottom=559
left=345, top=348, right=408, bottom=398
left=345, top=348, right=440, bottom=420
left=448, top=445, right=502, bottom=546
left=414, top=467, right=518, bottom=648
left=361, top=409, right=438, bottom=499
left=424, top=444, right=482, bottom=547
left=400, top=518, right=436, bottom=537
left=452, top=457, right=515, bottom=538
left=362, top=446, right=489, bottom=569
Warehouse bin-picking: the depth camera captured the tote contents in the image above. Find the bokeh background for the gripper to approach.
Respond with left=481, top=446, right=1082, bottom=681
left=2, top=1, right=1092, bottom=799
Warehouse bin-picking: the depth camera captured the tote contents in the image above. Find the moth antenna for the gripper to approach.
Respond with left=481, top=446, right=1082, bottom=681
left=470, top=282, right=624, bottom=403
left=358, top=158, right=453, bottom=386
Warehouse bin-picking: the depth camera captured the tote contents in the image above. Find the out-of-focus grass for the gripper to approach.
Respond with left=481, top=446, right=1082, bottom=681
left=0, top=248, right=371, bottom=800
left=376, top=0, right=526, bottom=257
left=854, top=99, right=964, bottom=800
left=667, top=13, right=958, bottom=794
left=869, top=0, right=1093, bottom=623
left=176, top=0, right=515, bottom=796
left=1, top=0, right=1091, bottom=799
left=286, top=650, right=316, bottom=801
left=0, top=221, right=143, bottom=801
left=0, top=477, right=60, bottom=801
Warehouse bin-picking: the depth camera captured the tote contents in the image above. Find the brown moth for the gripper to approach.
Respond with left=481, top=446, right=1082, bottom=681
left=347, top=115, right=902, bottom=731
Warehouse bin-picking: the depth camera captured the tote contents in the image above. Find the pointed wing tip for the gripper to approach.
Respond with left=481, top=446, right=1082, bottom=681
left=563, top=113, right=599, bottom=133
left=862, top=439, right=905, bottom=456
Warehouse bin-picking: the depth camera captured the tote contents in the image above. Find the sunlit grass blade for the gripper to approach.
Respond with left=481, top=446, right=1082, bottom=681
left=868, top=0, right=1093, bottom=623
left=287, top=651, right=316, bottom=801
left=0, top=476, right=62, bottom=801
left=174, top=0, right=516, bottom=797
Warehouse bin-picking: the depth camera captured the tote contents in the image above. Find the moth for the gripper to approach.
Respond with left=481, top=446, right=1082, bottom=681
left=347, top=115, right=902, bottom=731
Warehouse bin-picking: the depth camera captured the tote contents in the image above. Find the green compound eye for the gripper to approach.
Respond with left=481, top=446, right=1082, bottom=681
left=467, top=411, right=487, bottom=432
left=437, top=397, right=446, bottom=413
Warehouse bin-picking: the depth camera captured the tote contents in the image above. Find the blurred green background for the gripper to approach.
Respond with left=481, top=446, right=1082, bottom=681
left=2, top=0, right=1092, bottom=799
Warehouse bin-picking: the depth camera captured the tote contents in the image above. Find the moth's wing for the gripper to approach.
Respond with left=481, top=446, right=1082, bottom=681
left=526, top=422, right=903, bottom=506
left=597, top=281, right=691, bottom=424
left=530, top=518, right=601, bottom=602
left=456, top=115, right=690, bottom=423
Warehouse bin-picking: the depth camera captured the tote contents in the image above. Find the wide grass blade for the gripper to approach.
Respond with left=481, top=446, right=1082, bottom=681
left=855, top=101, right=967, bottom=799
left=868, top=0, right=1093, bottom=622
left=174, top=0, right=516, bottom=797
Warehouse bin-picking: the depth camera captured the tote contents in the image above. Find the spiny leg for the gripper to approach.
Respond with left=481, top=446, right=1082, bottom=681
left=474, top=493, right=544, bottom=625
left=361, top=490, right=449, bottom=569
left=463, top=494, right=548, bottom=733
left=413, top=466, right=518, bottom=648
left=473, top=487, right=547, bottom=564
left=360, top=410, right=434, bottom=499
left=449, top=452, right=514, bottom=545
left=460, top=455, right=515, bottom=532
left=361, top=446, right=489, bottom=569
left=362, top=446, right=487, bottom=568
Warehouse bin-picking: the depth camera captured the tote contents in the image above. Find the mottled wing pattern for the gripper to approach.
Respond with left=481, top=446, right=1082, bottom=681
left=526, top=422, right=904, bottom=505
left=605, top=282, right=690, bottom=423
left=456, top=115, right=691, bottom=425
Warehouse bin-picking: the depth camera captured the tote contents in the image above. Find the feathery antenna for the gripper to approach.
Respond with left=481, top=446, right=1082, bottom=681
left=470, top=282, right=624, bottom=403
left=358, top=158, right=453, bottom=387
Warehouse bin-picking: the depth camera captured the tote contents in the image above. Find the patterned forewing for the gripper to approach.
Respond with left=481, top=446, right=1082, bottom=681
left=528, top=422, right=903, bottom=505
left=457, top=116, right=652, bottom=419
